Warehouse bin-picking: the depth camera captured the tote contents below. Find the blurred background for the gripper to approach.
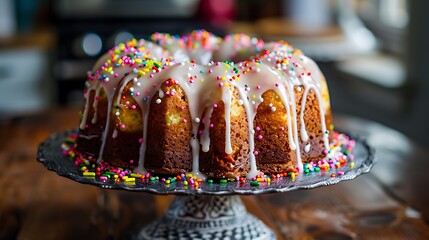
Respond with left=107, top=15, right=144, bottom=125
left=0, top=0, right=428, bottom=149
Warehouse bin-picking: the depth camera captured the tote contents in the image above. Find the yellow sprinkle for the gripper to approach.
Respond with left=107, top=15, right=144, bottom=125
left=114, top=174, right=118, bottom=179
left=186, top=173, right=193, bottom=178
left=130, top=173, right=142, bottom=178
left=184, top=181, right=188, bottom=186
left=122, top=176, right=128, bottom=180
left=138, top=70, right=146, bottom=76
left=195, top=182, right=199, bottom=187
left=143, top=68, right=150, bottom=72
left=83, top=172, right=95, bottom=177
left=200, top=78, right=204, bottom=82
left=135, top=58, right=142, bottom=63
left=118, top=59, right=123, bottom=64
left=80, top=166, right=87, bottom=171
left=350, top=162, right=355, bottom=168
left=252, top=95, right=256, bottom=99
left=125, top=177, right=135, bottom=182
left=256, top=178, right=264, bottom=182
left=107, top=59, right=111, bottom=64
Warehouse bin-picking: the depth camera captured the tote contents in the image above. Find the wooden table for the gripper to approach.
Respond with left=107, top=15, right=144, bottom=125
left=1, top=107, right=429, bottom=239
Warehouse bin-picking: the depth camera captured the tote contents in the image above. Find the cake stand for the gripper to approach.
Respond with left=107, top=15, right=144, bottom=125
left=37, top=130, right=375, bottom=240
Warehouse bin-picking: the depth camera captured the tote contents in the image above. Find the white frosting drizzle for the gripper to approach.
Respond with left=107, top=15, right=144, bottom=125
left=79, top=32, right=331, bottom=178
left=201, top=107, right=214, bottom=152
left=222, top=86, right=233, bottom=154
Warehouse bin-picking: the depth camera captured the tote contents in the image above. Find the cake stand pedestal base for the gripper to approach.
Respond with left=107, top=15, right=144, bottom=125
left=138, top=195, right=276, bottom=240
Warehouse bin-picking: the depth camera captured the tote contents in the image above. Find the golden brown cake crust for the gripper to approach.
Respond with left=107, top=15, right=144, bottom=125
left=144, top=81, right=193, bottom=175
left=254, top=90, right=297, bottom=174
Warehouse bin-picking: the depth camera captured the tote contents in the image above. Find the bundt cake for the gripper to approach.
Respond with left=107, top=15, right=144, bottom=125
left=74, top=30, right=333, bottom=180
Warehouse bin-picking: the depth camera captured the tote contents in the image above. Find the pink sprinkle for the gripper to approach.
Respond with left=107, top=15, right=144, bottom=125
left=338, top=171, right=345, bottom=176
left=209, top=123, right=214, bottom=128
left=136, top=92, right=140, bottom=96
left=100, top=176, right=108, bottom=181
left=280, top=127, right=285, bottom=131
left=125, top=101, right=130, bottom=105
left=130, top=159, right=134, bottom=164
left=256, top=85, right=261, bottom=89
left=219, top=83, right=223, bottom=87
left=213, top=104, right=218, bottom=108
left=131, top=105, right=136, bottom=110
left=257, top=135, right=263, bottom=140
left=183, top=119, right=187, bottom=123
left=256, top=126, right=261, bottom=131
left=199, top=130, right=204, bottom=135
left=146, top=173, right=151, bottom=178
left=181, top=106, right=185, bottom=110
left=253, top=150, right=259, bottom=156
left=208, top=69, right=213, bottom=73
left=138, top=138, right=143, bottom=143
left=275, top=83, right=279, bottom=87
left=121, top=124, right=126, bottom=129
left=114, top=73, right=119, bottom=78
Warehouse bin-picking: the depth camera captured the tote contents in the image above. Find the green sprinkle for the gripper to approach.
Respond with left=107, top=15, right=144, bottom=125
left=250, top=181, right=260, bottom=187
left=150, top=176, right=156, bottom=181
left=171, top=177, right=176, bottom=183
left=228, top=178, right=235, bottom=182
left=207, top=179, right=213, bottom=184
left=304, top=169, right=310, bottom=174
left=102, top=174, right=111, bottom=179
left=105, top=172, right=116, bottom=176
left=220, top=179, right=227, bottom=184
left=315, top=167, right=320, bottom=172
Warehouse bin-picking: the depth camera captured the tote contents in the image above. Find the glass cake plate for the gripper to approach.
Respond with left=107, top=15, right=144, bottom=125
left=37, top=130, right=375, bottom=240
